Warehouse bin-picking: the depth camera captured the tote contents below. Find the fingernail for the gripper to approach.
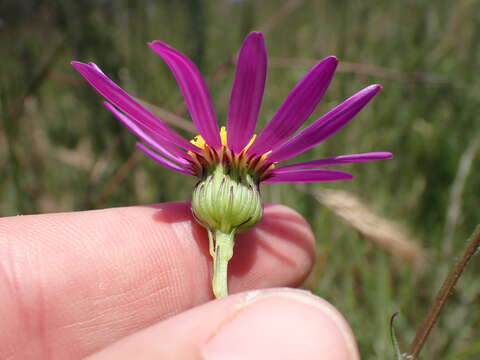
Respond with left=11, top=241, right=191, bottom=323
left=201, top=289, right=359, bottom=360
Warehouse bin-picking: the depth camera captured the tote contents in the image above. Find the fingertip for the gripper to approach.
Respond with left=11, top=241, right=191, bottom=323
left=87, top=288, right=359, bottom=360
left=202, top=289, right=360, bottom=360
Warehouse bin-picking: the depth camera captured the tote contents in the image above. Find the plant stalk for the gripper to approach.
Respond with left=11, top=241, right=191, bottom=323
left=406, top=225, right=480, bottom=359
left=211, top=230, right=235, bottom=298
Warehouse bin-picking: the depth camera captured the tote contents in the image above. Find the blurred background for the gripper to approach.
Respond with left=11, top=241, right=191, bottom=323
left=1, top=0, right=479, bottom=358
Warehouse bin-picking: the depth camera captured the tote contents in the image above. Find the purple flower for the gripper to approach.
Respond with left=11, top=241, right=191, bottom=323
left=72, top=31, right=392, bottom=298
left=71, top=31, right=391, bottom=185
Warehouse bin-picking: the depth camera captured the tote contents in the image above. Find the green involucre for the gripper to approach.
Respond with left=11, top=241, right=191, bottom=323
left=191, top=163, right=263, bottom=234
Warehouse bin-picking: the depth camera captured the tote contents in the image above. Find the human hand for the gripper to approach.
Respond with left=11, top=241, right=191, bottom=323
left=0, top=201, right=359, bottom=359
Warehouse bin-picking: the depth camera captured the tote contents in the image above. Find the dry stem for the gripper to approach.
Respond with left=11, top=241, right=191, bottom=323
left=406, top=225, right=480, bottom=359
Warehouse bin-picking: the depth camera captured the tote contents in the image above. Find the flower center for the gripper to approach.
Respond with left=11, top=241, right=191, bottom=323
left=188, top=126, right=274, bottom=180
left=190, top=126, right=256, bottom=152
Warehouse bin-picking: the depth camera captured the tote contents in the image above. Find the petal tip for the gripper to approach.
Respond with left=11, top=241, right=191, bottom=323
left=371, top=84, right=383, bottom=92
left=148, top=40, right=172, bottom=51
left=339, top=171, right=354, bottom=180
left=102, top=101, right=113, bottom=110
left=314, top=56, right=338, bottom=73
left=247, top=31, right=264, bottom=40
left=243, top=31, right=266, bottom=50
left=71, top=61, right=99, bottom=72
left=71, top=60, right=86, bottom=70
left=148, top=41, right=157, bottom=48
left=325, top=55, right=339, bottom=63
left=322, top=56, right=339, bottom=68
left=148, top=40, right=167, bottom=52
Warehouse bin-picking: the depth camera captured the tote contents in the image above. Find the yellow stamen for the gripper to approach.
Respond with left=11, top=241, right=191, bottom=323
left=243, top=133, right=256, bottom=152
left=188, top=127, right=275, bottom=177
left=190, top=126, right=256, bottom=153
left=220, top=126, right=227, bottom=147
left=190, top=134, right=206, bottom=149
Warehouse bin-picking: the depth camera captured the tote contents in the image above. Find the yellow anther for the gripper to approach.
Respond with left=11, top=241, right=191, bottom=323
left=190, top=126, right=257, bottom=153
left=189, top=127, right=227, bottom=149
left=220, top=126, right=227, bottom=146
left=242, top=134, right=256, bottom=152
left=190, top=134, right=206, bottom=148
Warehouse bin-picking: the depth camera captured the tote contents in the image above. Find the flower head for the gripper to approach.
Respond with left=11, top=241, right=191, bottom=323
left=72, top=31, right=392, bottom=298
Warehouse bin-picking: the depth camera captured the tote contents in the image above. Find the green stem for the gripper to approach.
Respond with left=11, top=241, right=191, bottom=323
left=211, top=229, right=235, bottom=298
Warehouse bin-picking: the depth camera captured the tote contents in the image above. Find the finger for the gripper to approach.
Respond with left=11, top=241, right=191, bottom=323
left=87, top=288, right=360, bottom=360
left=0, top=202, right=315, bottom=359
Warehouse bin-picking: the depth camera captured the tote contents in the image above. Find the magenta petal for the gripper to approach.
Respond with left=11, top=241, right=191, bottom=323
left=276, top=152, right=393, bottom=171
left=261, top=169, right=353, bottom=184
left=136, top=143, right=194, bottom=176
left=103, top=102, right=190, bottom=165
left=247, top=56, right=338, bottom=156
left=71, top=61, right=200, bottom=154
left=268, top=85, right=382, bottom=163
left=148, top=41, right=221, bottom=149
left=227, top=32, right=267, bottom=153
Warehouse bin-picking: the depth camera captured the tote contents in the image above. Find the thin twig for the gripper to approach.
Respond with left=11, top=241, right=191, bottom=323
left=269, top=57, right=450, bottom=84
left=2, top=37, right=66, bottom=213
left=7, top=39, right=66, bottom=121
left=257, top=0, right=303, bottom=33
left=406, top=225, right=480, bottom=359
left=137, top=99, right=196, bottom=133
left=93, top=150, right=143, bottom=207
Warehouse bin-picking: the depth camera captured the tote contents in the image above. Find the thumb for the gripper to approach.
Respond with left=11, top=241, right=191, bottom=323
left=87, top=288, right=360, bottom=360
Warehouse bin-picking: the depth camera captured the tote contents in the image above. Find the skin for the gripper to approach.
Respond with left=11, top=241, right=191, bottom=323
left=0, top=201, right=360, bottom=360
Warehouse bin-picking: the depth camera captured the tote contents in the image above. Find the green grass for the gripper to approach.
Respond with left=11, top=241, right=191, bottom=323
left=1, top=0, right=479, bottom=358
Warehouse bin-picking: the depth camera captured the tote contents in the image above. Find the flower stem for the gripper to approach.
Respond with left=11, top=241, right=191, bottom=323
left=211, top=229, right=235, bottom=298
left=406, top=225, right=480, bottom=359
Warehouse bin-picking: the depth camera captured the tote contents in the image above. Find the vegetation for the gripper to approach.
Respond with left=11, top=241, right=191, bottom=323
left=1, top=0, right=479, bottom=358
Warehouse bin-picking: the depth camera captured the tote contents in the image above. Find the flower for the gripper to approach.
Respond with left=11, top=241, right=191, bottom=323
left=72, top=31, right=392, bottom=298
